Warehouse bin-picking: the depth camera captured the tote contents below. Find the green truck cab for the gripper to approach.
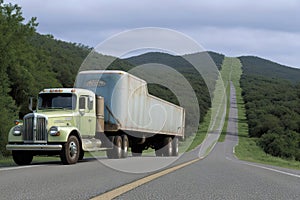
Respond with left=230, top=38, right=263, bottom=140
left=6, top=88, right=107, bottom=165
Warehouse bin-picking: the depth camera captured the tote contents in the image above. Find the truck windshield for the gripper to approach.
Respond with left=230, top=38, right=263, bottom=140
left=38, top=93, right=76, bottom=110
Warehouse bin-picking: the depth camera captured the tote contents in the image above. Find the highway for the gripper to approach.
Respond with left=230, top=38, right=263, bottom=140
left=1, top=83, right=299, bottom=200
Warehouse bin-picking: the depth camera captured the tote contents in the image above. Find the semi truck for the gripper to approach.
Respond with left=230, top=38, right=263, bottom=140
left=6, top=70, right=185, bottom=165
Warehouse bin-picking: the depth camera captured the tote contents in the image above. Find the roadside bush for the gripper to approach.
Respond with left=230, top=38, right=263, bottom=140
left=259, top=130, right=300, bottom=160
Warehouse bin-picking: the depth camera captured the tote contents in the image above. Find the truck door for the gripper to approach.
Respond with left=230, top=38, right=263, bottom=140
left=79, top=95, right=96, bottom=136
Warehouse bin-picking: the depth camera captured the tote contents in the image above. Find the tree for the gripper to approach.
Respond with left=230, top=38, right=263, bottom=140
left=0, top=1, right=37, bottom=156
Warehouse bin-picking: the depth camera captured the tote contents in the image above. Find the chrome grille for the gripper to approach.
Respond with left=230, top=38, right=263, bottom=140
left=23, top=114, right=47, bottom=143
left=24, top=116, right=34, bottom=141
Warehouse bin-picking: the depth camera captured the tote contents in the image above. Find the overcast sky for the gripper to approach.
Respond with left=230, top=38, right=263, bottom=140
left=7, top=0, right=300, bottom=68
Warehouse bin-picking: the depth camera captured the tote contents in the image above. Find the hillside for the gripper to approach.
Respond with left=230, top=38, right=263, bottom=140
left=239, top=56, right=300, bottom=84
left=125, top=51, right=225, bottom=128
left=125, top=51, right=224, bottom=99
left=238, top=56, right=300, bottom=161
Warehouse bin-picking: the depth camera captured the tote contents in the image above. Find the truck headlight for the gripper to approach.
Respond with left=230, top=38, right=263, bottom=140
left=49, top=126, right=60, bottom=136
left=13, top=126, right=23, bottom=136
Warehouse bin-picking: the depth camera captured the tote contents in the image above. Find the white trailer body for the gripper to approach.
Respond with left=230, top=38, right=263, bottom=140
left=75, top=70, right=185, bottom=138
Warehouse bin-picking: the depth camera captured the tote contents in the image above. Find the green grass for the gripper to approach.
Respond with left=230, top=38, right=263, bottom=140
left=0, top=155, right=61, bottom=167
left=186, top=109, right=211, bottom=151
left=216, top=57, right=233, bottom=142
left=0, top=156, right=15, bottom=167
left=185, top=56, right=228, bottom=151
left=235, top=85, right=300, bottom=170
left=230, top=58, right=300, bottom=170
left=218, top=82, right=230, bottom=142
left=216, top=57, right=237, bottom=142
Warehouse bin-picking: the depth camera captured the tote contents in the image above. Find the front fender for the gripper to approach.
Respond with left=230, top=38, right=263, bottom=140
left=8, top=126, right=23, bottom=143
left=48, top=127, right=80, bottom=143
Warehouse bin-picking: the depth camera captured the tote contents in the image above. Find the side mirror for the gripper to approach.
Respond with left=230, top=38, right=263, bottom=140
left=29, top=97, right=33, bottom=111
left=28, top=97, right=36, bottom=112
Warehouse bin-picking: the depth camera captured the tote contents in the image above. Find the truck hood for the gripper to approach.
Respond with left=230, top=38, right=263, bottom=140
left=36, top=110, right=77, bottom=127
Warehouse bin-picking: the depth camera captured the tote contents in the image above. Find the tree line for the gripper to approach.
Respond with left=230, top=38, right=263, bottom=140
left=240, top=75, right=300, bottom=161
left=0, top=1, right=90, bottom=156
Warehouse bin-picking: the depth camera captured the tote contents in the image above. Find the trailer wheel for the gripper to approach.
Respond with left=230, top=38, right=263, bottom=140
left=12, top=151, right=33, bottom=165
left=107, top=135, right=122, bottom=159
left=60, top=135, right=80, bottom=165
left=163, top=136, right=173, bottom=157
left=172, top=137, right=179, bottom=156
left=114, top=135, right=122, bottom=159
left=121, top=134, right=129, bottom=158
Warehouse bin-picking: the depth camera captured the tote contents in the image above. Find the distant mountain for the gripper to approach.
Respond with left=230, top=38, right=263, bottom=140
left=126, top=51, right=224, bottom=70
left=239, top=56, right=300, bottom=84
left=123, top=51, right=226, bottom=132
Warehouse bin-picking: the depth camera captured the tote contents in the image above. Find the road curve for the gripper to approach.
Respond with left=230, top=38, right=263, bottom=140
left=1, top=82, right=299, bottom=200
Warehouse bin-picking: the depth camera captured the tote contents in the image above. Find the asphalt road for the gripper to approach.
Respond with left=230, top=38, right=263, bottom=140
left=116, top=82, right=300, bottom=200
left=1, top=82, right=299, bottom=200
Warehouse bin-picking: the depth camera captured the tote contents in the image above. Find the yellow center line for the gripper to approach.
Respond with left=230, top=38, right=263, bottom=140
left=91, top=158, right=201, bottom=200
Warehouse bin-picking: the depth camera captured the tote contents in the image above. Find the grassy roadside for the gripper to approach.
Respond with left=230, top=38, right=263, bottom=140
left=186, top=109, right=211, bottom=151
left=218, top=57, right=233, bottom=142
left=186, top=57, right=227, bottom=151
left=231, top=58, right=300, bottom=170
left=0, top=156, right=61, bottom=167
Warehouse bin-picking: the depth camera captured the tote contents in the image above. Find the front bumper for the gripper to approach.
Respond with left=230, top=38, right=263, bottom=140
left=6, top=144, right=62, bottom=151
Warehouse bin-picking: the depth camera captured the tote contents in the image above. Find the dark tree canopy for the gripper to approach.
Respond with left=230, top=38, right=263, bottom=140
left=241, top=74, right=300, bottom=161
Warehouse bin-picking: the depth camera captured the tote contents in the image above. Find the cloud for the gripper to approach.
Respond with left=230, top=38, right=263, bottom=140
left=6, top=0, right=300, bottom=68
left=189, top=27, right=300, bottom=67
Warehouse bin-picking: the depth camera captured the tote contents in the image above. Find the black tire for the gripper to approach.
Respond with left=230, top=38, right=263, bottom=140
left=172, top=137, right=179, bottom=156
left=121, top=134, right=129, bottom=158
left=113, top=135, right=122, bottom=159
left=131, top=146, right=142, bottom=157
left=78, top=150, right=84, bottom=161
left=106, top=135, right=122, bottom=159
left=163, top=136, right=173, bottom=157
left=106, top=149, right=114, bottom=159
left=60, top=135, right=80, bottom=165
left=12, top=151, right=33, bottom=165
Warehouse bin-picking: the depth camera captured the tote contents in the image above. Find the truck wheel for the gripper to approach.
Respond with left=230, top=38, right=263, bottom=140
left=114, top=135, right=122, bottom=159
left=12, top=151, right=33, bottom=165
left=107, top=135, right=122, bottom=159
left=121, top=134, right=129, bottom=158
left=172, top=137, right=179, bottom=156
left=79, top=150, right=84, bottom=161
left=131, top=146, right=142, bottom=157
left=60, top=135, right=80, bottom=165
left=163, top=136, right=173, bottom=157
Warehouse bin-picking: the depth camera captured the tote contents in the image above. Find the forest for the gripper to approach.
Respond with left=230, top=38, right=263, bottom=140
left=240, top=57, right=300, bottom=161
left=0, top=1, right=90, bottom=156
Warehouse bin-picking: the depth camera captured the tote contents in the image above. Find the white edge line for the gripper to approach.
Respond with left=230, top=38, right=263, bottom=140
left=228, top=147, right=300, bottom=179
left=241, top=162, right=300, bottom=179
left=0, top=165, right=45, bottom=172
